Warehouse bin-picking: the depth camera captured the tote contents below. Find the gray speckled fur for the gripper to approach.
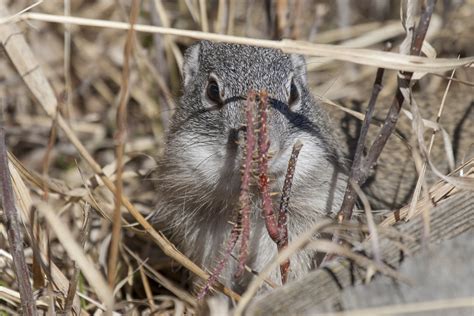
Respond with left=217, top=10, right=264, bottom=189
left=153, top=41, right=348, bottom=294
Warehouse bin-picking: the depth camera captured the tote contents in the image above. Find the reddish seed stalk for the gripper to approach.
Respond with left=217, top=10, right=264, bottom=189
left=256, top=91, right=295, bottom=285
left=256, top=92, right=279, bottom=242
left=236, top=91, right=258, bottom=277
left=197, top=214, right=242, bottom=300
left=199, top=91, right=258, bottom=298
left=277, top=140, right=303, bottom=283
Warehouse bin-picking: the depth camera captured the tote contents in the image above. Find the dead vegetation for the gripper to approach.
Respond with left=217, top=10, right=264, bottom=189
left=0, top=0, right=473, bottom=315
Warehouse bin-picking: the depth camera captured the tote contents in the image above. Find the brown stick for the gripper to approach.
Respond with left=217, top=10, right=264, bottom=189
left=337, top=66, right=386, bottom=222
left=337, top=0, right=437, bottom=222
left=0, top=113, right=37, bottom=315
left=256, top=92, right=279, bottom=241
left=277, top=140, right=303, bottom=283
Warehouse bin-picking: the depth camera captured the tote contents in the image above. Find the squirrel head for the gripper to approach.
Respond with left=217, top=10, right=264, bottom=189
left=162, top=41, right=342, bottom=204
left=181, top=41, right=307, bottom=112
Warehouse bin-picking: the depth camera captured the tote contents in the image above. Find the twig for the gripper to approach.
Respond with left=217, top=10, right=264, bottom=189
left=256, top=92, right=279, bottom=242
left=361, top=0, right=436, bottom=172
left=199, top=91, right=259, bottom=299
left=237, top=91, right=258, bottom=277
left=256, top=91, right=297, bottom=285
left=108, top=0, right=140, bottom=289
left=337, top=64, right=386, bottom=222
left=0, top=0, right=43, bottom=24
left=0, top=109, right=37, bottom=315
left=63, top=0, right=72, bottom=120
left=30, top=206, right=44, bottom=289
left=198, top=0, right=209, bottom=32
left=123, top=245, right=197, bottom=307
left=277, top=140, right=303, bottom=283
left=337, top=0, right=437, bottom=222
left=350, top=180, right=382, bottom=265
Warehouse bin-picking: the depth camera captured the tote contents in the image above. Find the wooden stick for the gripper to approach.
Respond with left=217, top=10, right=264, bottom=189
left=0, top=110, right=37, bottom=316
left=277, top=140, right=303, bottom=283
left=337, top=0, right=437, bottom=222
left=257, top=92, right=279, bottom=242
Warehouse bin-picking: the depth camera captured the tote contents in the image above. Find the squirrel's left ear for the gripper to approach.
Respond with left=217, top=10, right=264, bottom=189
left=290, top=54, right=307, bottom=85
left=182, top=42, right=201, bottom=87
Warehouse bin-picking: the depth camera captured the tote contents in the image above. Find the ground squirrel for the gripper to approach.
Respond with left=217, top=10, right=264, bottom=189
left=153, top=41, right=348, bottom=294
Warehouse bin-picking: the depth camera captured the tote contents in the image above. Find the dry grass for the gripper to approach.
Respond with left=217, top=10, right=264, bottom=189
left=0, top=1, right=473, bottom=315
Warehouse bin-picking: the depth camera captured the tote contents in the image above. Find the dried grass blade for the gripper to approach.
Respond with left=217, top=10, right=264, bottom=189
left=9, top=160, right=83, bottom=314
left=36, top=202, right=114, bottom=311
left=13, top=12, right=474, bottom=72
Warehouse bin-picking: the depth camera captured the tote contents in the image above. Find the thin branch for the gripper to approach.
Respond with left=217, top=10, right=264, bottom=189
left=237, top=91, right=258, bottom=277
left=41, top=109, right=59, bottom=200
left=257, top=92, right=279, bottom=242
left=139, top=265, right=156, bottom=311
left=0, top=109, right=37, bottom=315
left=361, top=0, right=436, bottom=172
left=337, top=63, right=386, bottom=222
left=277, top=140, right=303, bottom=283
left=337, top=0, right=437, bottom=222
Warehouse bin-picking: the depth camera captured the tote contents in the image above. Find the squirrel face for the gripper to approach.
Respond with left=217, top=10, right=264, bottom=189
left=160, top=41, right=344, bottom=210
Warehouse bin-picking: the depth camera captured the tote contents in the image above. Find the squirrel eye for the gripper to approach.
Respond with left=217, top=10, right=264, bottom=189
left=289, top=80, right=299, bottom=105
left=206, top=79, right=221, bottom=104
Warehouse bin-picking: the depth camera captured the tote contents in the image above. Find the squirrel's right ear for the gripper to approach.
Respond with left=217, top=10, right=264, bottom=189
left=182, top=42, right=201, bottom=87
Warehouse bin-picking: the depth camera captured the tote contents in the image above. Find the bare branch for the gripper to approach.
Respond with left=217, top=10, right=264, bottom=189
left=277, top=140, right=303, bottom=283
left=0, top=109, right=37, bottom=315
